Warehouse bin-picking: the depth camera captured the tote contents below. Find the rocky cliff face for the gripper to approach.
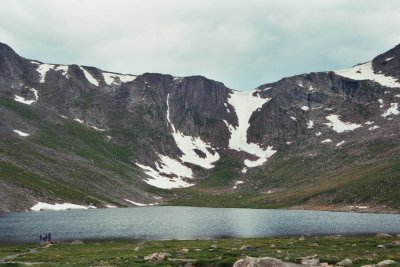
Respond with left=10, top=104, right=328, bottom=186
left=1, top=42, right=399, bottom=212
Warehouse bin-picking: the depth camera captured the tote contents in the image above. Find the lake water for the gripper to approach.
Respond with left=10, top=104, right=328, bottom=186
left=0, top=206, right=399, bottom=243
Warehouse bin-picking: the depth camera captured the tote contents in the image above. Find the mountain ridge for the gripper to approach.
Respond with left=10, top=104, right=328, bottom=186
left=0, top=42, right=400, bottom=212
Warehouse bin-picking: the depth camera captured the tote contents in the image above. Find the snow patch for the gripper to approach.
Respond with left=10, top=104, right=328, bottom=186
left=90, top=125, right=106, bottom=132
left=324, top=114, right=362, bottom=133
left=321, top=139, right=332, bottom=143
left=135, top=161, right=193, bottom=189
left=395, top=94, right=400, bottom=98
left=385, top=57, right=394, bottom=62
left=167, top=95, right=220, bottom=169
left=364, top=121, right=374, bottom=125
left=233, top=180, right=244, bottom=189
left=369, top=125, right=380, bottom=131
left=74, top=118, right=84, bottom=124
left=225, top=90, right=276, bottom=167
left=307, top=120, right=314, bottom=129
left=290, top=116, right=297, bottom=121
left=54, top=65, right=69, bottom=78
left=30, top=202, right=95, bottom=211
left=335, top=61, right=400, bottom=88
left=336, top=140, right=345, bottom=147
left=80, top=66, right=99, bottom=86
left=14, top=88, right=39, bottom=105
left=36, top=64, right=54, bottom=83
left=301, top=106, right=309, bottom=111
left=381, top=103, right=399, bottom=117
left=13, top=129, right=30, bottom=137
left=309, top=85, right=315, bottom=92
left=106, top=205, right=117, bottom=208
left=124, top=199, right=148, bottom=206
left=103, top=72, right=136, bottom=85
left=286, top=141, right=293, bottom=145
left=378, top=99, right=384, bottom=108
left=315, top=132, right=322, bottom=136
left=241, top=168, right=248, bottom=173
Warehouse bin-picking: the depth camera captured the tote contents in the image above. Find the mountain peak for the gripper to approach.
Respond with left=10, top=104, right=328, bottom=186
left=0, top=42, right=17, bottom=55
left=372, top=43, right=400, bottom=81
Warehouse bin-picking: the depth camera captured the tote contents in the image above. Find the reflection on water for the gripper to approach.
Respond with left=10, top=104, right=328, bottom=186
left=0, top=206, right=399, bottom=243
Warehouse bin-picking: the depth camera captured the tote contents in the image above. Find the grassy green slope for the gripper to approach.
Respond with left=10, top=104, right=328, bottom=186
left=0, top=97, right=159, bottom=208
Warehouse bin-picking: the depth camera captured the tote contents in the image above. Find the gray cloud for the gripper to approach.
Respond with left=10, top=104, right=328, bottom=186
left=1, top=0, right=399, bottom=89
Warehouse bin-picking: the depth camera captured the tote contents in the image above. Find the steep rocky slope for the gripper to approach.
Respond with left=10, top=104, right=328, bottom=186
left=1, top=42, right=399, bottom=212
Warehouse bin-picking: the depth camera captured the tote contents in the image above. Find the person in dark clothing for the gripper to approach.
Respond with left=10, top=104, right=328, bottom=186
left=48, top=233, right=51, bottom=241
left=40, top=235, right=43, bottom=242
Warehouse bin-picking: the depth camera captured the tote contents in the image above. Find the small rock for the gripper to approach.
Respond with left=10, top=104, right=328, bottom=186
left=319, top=262, right=330, bottom=267
left=71, top=240, right=84, bottom=245
left=270, top=244, right=276, bottom=248
left=377, top=244, right=387, bottom=249
left=300, top=255, right=320, bottom=266
left=337, top=259, right=352, bottom=266
left=376, top=260, right=397, bottom=266
left=180, top=248, right=189, bottom=253
left=299, top=236, right=305, bottom=241
left=144, top=252, right=169, bottom=263
left=302, top=258, right=320, bottom=265
left=233, top=256, right=289, bottom=267
left=360, top=265, right=374, bottom=267
left=392, top=241, right=400, bottom=246
left=240, top=245, right=256, bottom=251
left=194, top=248, right=202, bottom=252
left=210, top=244, right=218, bottom=249
left=376, top=233, right=393, bottom=238
left=134, top=246, right=140, bottom=252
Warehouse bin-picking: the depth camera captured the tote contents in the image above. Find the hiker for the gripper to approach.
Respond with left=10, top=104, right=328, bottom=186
left=40, top=234, right=43, bottom=242
left=48, top=233, right=51, bottom=242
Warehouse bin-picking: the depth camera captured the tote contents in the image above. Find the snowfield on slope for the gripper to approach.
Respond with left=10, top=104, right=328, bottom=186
left=31, top=202, right=96, bottom=211
left=13, top=129, right=30, bottom=137
left=14, top=88, right=38, bottom=105
left=224, top=90, right=276, bottom=167
left=136, top=154, right=194, bottom=189
left=103, top=72, right=137, bottom=85
left=166, top=95, right=220, bottom=169
left=324, top=114, right=362, bottom=133
left=31, top=61, right=69, bottom=82
left=335, top=61, right=400, bottom=88
left=135, top=95, right=221, bottom=189
left=382, top=103, right=399, bottom=117
left=80, top=66, right=99, bottom=86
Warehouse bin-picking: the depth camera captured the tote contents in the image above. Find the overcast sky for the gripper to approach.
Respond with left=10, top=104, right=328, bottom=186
left=1, top=0, right=399, bottom=90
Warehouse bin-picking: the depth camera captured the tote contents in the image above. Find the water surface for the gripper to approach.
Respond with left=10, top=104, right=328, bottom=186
left=0, top=206, right=399, bottom=243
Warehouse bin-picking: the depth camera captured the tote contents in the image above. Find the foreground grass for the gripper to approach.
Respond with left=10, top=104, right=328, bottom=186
left=0, top=236, right=399, bottom=266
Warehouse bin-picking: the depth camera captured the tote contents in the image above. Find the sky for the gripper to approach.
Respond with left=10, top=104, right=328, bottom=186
left=0, top=0, right=399, bottom=90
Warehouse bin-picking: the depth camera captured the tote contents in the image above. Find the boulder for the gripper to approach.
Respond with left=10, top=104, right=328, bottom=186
left=298, top=255, right=319, bottom=266
left=144, top=252, right=169, bottom=263
left=336, top=259, right=352, bottom=266
left=240, top=245, right=256, bottom=251
left=376, top=233, right=393, bottom=238
left=376, top=260, right=397, bottom=266
left=71, top=240, right=84, bottom=245
left=233, top=257, right=291, bottom=267
left=377, top=244, right=387, bottom=249
left=180, top=248, right=189, bottom=253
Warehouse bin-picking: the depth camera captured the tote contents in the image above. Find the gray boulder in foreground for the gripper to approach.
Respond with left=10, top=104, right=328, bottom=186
left=233, top=257, right=301, bottom=267
left=376, top=260, right=397, bottom=266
